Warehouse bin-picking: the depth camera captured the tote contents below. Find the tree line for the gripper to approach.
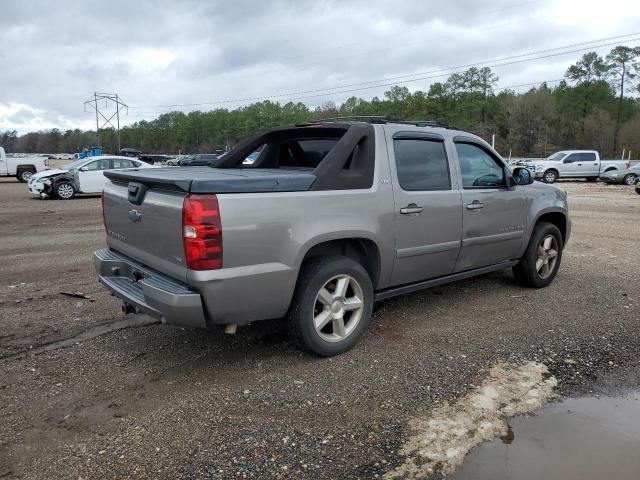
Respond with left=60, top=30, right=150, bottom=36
left=3, top=46, right=640, bottom=158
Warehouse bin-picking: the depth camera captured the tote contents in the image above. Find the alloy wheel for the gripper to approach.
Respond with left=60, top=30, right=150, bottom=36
left=536, top=235, right=559, bottom=279
left=57, top=184, right=74, bottom=199
left=313, top=274, right=364, bottom=343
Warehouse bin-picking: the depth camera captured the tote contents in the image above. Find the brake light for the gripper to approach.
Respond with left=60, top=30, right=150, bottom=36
left=182, top=194, right=222, bottom=270
left=101, top=188, right=107, bottom=235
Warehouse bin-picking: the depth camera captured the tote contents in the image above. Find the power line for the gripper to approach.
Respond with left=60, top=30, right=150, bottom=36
left=128, top=32, right=640, bottom=110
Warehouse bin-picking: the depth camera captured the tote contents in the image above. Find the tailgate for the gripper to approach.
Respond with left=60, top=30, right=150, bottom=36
left=103, top=181, right=188, bottom=282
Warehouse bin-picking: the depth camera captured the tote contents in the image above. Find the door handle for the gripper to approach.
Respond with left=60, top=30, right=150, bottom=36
left=400, top=203, right=423, bottom=215
left=577, top=163, right=582, bottom=166
left=466, top=200, right=484, bottom=210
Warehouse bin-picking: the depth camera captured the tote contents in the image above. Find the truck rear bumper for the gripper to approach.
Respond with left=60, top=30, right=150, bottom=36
left=94, top=249, right=207, bottom=328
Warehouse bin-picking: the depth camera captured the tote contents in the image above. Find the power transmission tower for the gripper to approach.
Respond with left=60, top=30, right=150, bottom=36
left=83, top=92, right=128, bottom=152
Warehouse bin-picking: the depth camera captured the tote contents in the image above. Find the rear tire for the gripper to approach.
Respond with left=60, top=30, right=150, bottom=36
left=513, top=222, right=563, bottom=288
left=287, top=256, right=373, bottom=356
left=17, top=168, right=35, bottom=183
left=623, top=174, right=637, bottom=186
left=54, top=181, right=76, bottom=200
left=542, top=170, right=558, bottom=184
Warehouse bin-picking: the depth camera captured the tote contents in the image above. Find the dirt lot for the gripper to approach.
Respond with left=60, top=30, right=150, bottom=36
left=1, top=178, right=639, bottom=479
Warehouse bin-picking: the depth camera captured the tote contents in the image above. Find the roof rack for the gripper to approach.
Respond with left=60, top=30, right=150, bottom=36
left=304, top=116, right=455, bottom=129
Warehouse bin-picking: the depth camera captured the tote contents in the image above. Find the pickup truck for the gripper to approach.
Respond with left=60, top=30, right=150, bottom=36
left=94, top=119, right=570, bottom=356
left=524, top=150, right=629, bottom=183
left=0, top=147, right=48, bottom=182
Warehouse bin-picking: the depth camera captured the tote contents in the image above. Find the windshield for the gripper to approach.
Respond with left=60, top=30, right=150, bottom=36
left=546, top=152, right=567, bottom=162
left=63, top=158, right=90, bottom=170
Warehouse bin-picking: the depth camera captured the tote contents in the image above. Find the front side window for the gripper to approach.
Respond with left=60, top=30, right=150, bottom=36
left=83, top=159, right=111, bottom=171
left=393, top=139, right=451, bottom=191
left=455, top=143, right=505, bottom=188
left=563, top=153, right=580, bottom=163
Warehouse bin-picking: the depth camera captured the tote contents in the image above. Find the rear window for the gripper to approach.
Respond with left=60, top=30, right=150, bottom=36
left=278, top=138, right=340, bottom=168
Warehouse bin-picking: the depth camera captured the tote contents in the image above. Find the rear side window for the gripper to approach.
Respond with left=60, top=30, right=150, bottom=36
left=112, top=159, right=134, bottom=169
left=579, top=152, right=596, bottom=161
left=393, top=139, right=451, bottom=191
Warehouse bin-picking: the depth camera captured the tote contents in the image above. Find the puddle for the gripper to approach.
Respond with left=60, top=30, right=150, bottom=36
left=452, top=392, right=640, bottom=480
left=385, top=362, right=557, bottom=479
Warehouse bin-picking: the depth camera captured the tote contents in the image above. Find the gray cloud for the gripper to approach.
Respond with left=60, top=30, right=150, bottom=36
left=1, top=0, right=638, bottom=132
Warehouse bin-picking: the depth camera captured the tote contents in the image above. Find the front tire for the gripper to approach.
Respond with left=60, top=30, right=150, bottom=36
left=513, top=222, right=563, bottom=288
left=623, top=174, right=637, bottom=186
left=54, top=181, right=76, bottom=200
left=287, top=256, right=373, bottom=356
left=542, top=170, right=558, bottom=184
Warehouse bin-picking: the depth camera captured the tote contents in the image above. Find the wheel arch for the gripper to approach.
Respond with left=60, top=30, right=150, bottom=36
left=16, top=164, right=37, bottom=171
left=298, top=237, right=382, bottom=289
left=534, top=210, right=567, bottom=246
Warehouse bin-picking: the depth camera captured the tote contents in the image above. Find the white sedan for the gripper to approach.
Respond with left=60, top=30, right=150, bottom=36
left=28, top=156, right=155, bottom=199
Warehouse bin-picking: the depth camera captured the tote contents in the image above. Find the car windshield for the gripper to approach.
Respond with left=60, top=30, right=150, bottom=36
left=64, top=158, right=90, bottom=171
left=546, top=152, right=567, bottom=161
left=632, top=163, right=640, bottom=171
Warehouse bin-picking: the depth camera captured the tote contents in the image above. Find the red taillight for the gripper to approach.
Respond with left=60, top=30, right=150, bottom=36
left=101, top=188, right=107, bottom=235
left=182, top=194, right=222, bottom=270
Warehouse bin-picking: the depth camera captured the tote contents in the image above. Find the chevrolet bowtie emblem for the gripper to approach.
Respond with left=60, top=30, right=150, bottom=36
left=128, top=209, right=142, bottom=223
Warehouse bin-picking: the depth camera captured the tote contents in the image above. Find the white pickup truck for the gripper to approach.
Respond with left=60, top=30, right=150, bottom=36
left=0, top=147, right=48, bottom=182
left=525, top=150, right=629, bottom=183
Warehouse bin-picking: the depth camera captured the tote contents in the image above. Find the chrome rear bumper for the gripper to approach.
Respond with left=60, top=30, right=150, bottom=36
left=94, top=248, right=207, bottom=328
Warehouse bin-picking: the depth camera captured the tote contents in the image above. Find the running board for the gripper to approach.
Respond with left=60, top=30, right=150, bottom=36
left=374, top=261, right=518, bottom=301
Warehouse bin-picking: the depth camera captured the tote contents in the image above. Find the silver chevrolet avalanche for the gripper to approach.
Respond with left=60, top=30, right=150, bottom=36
left=94, top=118, right=570, bottom=356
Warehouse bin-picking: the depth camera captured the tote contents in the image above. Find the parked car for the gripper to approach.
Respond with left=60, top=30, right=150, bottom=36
left=524, top=150, right=629, bottom=183
left=119, top=148, right=142, bottom=158
left=28, top=156, right=154, bottom=199
left=166, top=155, right=187, bottom=166
left=0, top=147, right=48, bottom=182
left=95, top=119, right=570, bottom=356
left=178, top=153, right=219, bottom=167
left=598, top=162, right=640, bottom=185
left=179, top=154, right=220, bottom=167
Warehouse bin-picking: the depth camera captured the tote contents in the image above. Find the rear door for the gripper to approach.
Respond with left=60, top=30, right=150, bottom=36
left=387, top=130, right=463, bottom=285
left=78, top=158, right=112, bottom=192
left=578, top=152, right=598, bottom=176
left=453, top=140, right=527, bottom=271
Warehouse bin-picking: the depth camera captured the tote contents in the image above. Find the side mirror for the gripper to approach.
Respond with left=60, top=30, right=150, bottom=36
left=513, top=167, right=534, bottom=185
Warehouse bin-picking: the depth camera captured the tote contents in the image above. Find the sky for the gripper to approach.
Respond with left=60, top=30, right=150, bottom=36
left=1, top=0, right=639, bottom=133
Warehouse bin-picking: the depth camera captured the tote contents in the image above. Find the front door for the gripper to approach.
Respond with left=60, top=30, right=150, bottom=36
left=388, top=131, right=463, bottom=285
left=453, top=141, right=527, bottom=272
left=78, top=158, right=112, bottom=193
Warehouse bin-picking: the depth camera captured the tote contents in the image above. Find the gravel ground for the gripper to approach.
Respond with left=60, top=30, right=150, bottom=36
left=1, top=178, right=639, bottom=479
